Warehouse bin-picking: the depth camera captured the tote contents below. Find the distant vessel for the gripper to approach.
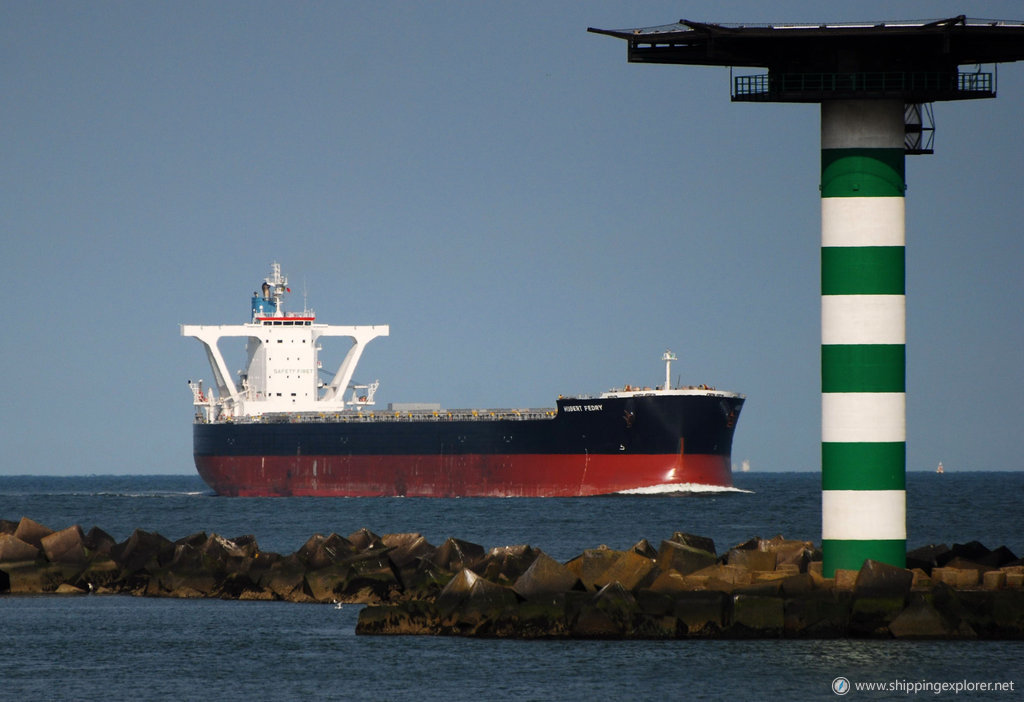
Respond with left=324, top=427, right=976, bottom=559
left=937, top=461, right=944, bottom=474
left=181, top=263, right=745, bottom=497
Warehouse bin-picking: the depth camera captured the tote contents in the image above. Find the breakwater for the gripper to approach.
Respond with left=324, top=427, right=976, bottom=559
left=2, top=516, right=1022, bottom=638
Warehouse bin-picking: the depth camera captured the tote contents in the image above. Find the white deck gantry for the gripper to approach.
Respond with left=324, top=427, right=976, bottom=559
left=181, top=263, right=388, bottom=420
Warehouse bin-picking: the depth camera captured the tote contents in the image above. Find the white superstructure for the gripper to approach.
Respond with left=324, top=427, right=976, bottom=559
left=182, top=262, right=388, bottom=421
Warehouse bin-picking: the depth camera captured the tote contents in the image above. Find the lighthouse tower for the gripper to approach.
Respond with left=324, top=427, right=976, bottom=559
left=590, top=16, right=1024, bottom=574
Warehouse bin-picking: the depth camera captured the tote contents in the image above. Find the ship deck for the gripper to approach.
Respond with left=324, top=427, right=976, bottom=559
left=192, top=387, right=744, bottom=425
left=194, top=408, right=560, bottom=425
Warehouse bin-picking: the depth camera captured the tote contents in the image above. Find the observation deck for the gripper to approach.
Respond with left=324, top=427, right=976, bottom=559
left=589, top=16, right=1024, bottom=104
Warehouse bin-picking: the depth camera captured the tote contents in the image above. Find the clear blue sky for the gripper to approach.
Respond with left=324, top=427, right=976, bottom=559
left=3, top=2, right=1022, bottom=475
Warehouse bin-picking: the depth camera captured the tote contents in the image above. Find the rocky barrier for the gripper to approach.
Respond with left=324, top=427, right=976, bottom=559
left=2, top=516, right=1022, bottom=639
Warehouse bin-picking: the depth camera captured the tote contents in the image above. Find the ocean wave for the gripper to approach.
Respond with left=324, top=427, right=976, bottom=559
left=616, top=483, right=754, bottom=496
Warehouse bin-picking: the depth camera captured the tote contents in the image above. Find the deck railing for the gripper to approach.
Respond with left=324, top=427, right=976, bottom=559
left=732, top=70, right=994, bottom=101
left=197, top=408, right=559, bottom=424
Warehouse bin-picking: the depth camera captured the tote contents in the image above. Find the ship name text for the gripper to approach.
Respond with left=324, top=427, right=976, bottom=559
left=562, top=403, right=603, bottom=412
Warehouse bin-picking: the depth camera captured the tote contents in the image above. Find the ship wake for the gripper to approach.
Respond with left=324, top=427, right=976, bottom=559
left=616, top=482, right=753, bottom=496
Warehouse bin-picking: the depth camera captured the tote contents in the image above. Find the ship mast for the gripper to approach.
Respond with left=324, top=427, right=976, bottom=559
left=662, top=350, right=677, bottom=391
left=266, top=261, right=287, bottom=317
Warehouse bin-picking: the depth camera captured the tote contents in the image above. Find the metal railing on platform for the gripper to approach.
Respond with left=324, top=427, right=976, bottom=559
left=732, top=70, right=994, bottom=101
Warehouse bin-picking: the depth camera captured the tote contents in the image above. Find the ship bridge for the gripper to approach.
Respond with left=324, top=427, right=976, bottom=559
left=182, top=263, right=388, bottom=421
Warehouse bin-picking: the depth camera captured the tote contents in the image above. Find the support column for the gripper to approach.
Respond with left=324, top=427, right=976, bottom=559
left=820, top=100, right=907, bottom=576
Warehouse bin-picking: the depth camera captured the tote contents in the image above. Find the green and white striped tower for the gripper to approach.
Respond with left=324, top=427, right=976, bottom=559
left=591, top=15, right=1024, bottom=579
left=820, top=100, right=906, bottom=575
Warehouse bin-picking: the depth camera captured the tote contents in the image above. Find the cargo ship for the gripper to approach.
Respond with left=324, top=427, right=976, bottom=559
left=182, top=263, right=745, bottom=497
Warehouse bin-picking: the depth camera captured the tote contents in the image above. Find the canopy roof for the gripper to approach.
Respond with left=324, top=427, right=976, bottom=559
left=588, top=16, right=1024, bottom=71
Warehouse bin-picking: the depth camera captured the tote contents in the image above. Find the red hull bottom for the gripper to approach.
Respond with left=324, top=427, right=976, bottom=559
left=195, top=453, right=733, bottom=497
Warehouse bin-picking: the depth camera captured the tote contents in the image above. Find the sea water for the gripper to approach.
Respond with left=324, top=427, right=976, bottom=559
left=1, top=472, right=1022, bottom=700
